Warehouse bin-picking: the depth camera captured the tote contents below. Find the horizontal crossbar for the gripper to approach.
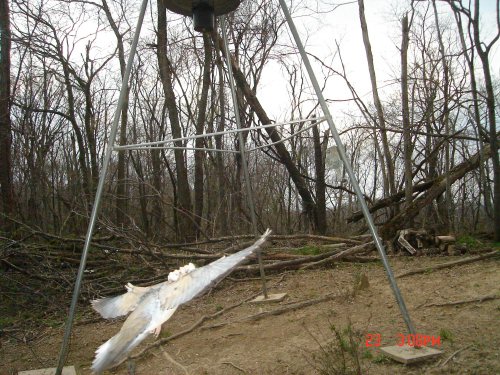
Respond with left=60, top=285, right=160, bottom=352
left=114, top=116, right=328, bottom=151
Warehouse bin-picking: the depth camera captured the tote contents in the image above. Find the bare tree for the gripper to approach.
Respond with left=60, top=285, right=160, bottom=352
left=193, top=34, right=212, bottom=235
left=101, top=0, right=132, bottom=226
left=357, top=0, right=396, bottom=200
left=401, top=12, right=413, bottom=220
left=445, top=0, right=500, bottom=241
left=312, top=119, right=329, bottom=234
left=157, top=0, right=194, bottom=240
left=0, top=0, right=14, bottom=224
left=432, top=0, right=453, bottom=233
left=4, top=0, right=497, bottom=241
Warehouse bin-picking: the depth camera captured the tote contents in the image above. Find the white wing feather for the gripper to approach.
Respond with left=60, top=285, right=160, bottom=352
left=91, top=283, right=160, bottom=319
left=90, top=229, right=271, bottom=374
left=158, top=228, right=272, bottom=309
left=92, top=291, right=178, bottom=373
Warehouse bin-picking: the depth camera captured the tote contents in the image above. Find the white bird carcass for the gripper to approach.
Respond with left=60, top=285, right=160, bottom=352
left=91, top=229, right=272, bottom=374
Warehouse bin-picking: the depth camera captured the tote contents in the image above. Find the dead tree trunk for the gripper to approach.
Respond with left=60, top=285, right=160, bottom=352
left=214, top=33, right=318, bottom=231
left=157, top=0, right=194, bottom=240
left=312, top=120, right=328, bottom=234
left=194, top=34, right=212, bottom=235
left=401, top=13, right=413, bottom=221
left=445, top=0, right=500, bottom=241
left=433, top=0, right=453, bottom=233
left=0, top=0, right=14, bottom=223
left=454, top=6, right=493, bottom=226
left=381, top=144, right=492, bottom=239
left=101, top=0, right=130, bottom=226
left=470, top=0, right=500, bottom=241
left=452, top=5, right=493, bottom=223
left=213, top=38, right=228, bottom=233
left=357, top=0, right=396, bottom=200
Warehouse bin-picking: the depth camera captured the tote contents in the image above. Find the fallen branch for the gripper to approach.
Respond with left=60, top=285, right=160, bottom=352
left=439, top=345, right=472, bottom=367
left=161, top=348, right=189, bottom=375
left=221, top=361, right=247, bottom=374
left=300, top=242, right=375, bottom=269
left=239, top=248, right=346, bottom=272
left=227, top=273, right=288, bottom=283
left=341, top=256, right=379, bottom=263
left=203, top=291, right=346, bottom=330
left=423, top=294, right=499, bottom=307
left=396, top=250, right=499, bottom=278
left=270, top=243, right=347, bottom=253
left=164, top=233, right=362, bottom=248
left=239, top=242, right=375, bottom=273
left=129, top=275, right=277, bottom=363
left=381, top=145, right=492, bottom=238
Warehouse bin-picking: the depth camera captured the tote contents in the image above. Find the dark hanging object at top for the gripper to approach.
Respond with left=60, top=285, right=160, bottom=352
left=164, top=0, right=241, bottom=33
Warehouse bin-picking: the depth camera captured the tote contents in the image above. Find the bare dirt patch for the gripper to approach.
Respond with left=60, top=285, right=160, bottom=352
left=2, top=255, right=499, bottom=375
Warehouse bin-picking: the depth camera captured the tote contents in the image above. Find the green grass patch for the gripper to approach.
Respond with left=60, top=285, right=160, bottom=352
left=372, top=354, right=390, bottom=364
left=160, top=329, right=172, bottom=338
left=0, top=316, right=17, bottom=327
left=362, top=349, right=373, bottom=360
left=439, top=328, right=454, bottom=343
left=308, top=322, right=365, bottom=375
left=457, top=235, right=485, bottom=249
left=457, top=235, right=500, bottom=252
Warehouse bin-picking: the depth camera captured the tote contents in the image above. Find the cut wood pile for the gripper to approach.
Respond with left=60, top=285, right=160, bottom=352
left=394, top=228, right=462, bottom=256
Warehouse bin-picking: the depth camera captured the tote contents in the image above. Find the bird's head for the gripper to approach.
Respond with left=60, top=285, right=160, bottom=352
left=167, top=270, right=181, bottom=282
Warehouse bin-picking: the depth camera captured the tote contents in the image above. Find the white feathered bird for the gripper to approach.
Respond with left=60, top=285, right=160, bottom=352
left=90, top=229, right=272, bottom=373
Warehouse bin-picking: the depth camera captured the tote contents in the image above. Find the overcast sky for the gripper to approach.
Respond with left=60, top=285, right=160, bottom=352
left=258, top=0, right=499, bottom=123
left=68, top=0, right=499, bottom=128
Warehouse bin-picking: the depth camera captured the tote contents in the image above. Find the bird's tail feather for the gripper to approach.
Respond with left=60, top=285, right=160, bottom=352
left=91, top=318, right=149, bottom=373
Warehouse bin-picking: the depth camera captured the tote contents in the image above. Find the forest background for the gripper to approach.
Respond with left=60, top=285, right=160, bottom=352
left=0, top=0, right=498, bottom=243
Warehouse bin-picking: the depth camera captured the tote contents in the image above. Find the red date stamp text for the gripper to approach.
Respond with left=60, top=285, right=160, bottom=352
left=365, top=333, right=441, bottom=347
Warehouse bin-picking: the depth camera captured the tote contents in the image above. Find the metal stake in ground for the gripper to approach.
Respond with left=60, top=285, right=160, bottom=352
left=54, top=0, right=150, bottom=374
left=278, top=0, right=417, bottom=336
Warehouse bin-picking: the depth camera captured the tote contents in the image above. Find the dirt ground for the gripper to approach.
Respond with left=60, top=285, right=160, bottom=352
left=1, top=255, right=499, bottom=375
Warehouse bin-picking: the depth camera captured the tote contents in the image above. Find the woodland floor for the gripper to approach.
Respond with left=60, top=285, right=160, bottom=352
left=1, top=249, right=499, bottom=375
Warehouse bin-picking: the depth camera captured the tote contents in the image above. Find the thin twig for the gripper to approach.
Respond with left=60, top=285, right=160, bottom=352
left=129, top=291, right=261, bottom=361
left=440, top=345, right=472, bottom=367
left=162, top=348, right=190, bottom=375
left=203, top=291, right=346, bottom=330
left=221, top=361, right=247, bottom=373
left=423, top=294, right=499, bottom=307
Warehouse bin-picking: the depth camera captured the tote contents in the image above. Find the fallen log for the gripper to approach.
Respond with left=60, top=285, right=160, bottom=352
left=423, top=294, right=499, bottom=307
left=435, top=235, right=456, bottom=254
left=398, top=230, right=417, bottom=255
left=239, top=248, right=345, bottom=272
left=203, top=291, right=347, bottom=330
left=239, top=242, right=374, bottom=272
left=164, top=233, right=362, bottom=248
left=396, top=250, right=498, bottom=278
left=347, top=145, right=492, bottom=237
left=381, top=144, right=492, bottom=239
left=347, top=180, right=434, bottom=223
left=270, top=243, right=347, bottom=252
left=300, top=241, right=376, bottom=269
